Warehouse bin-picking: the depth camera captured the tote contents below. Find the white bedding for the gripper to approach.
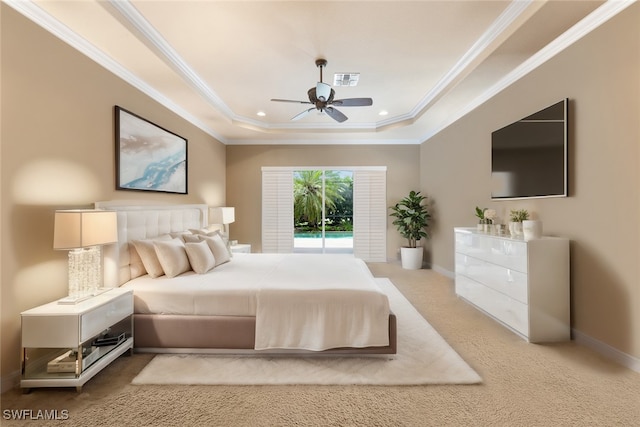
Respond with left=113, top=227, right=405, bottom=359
left=121, top=253, right=390, bottom=350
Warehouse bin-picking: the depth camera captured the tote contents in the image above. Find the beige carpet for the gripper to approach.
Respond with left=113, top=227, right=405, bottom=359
left=3, top=263, right=640, bottom=427
left=131, top=278, right=481, bottom=385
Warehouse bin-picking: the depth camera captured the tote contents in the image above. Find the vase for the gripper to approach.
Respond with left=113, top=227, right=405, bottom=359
left=509, top=221, right=523, bottom=237
left=522, top=220, right=542, bottom=241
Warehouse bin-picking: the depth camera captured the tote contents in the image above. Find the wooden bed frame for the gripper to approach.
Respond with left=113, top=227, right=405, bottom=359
left=96, top=201, right=397, bottom=355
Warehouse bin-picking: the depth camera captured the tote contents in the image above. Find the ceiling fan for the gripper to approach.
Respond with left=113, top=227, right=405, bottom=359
left=271, top=59, right=373, bottom=123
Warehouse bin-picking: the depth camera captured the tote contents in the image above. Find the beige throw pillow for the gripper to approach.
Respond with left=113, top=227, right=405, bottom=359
left=131, top=235, right=172, bottom=278
left=153, top=238, right=191, bottom=278
left=199, top=233, right=231, bottom=266
left=185, top=240, right=216, bottom=274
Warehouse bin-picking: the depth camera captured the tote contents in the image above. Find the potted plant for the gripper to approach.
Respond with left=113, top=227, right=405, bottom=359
left=475, top=206, right=486, bottom=231
left=509, top=209, right=529, bottom=237
left=475, top=207, right=497, bottom=232
left=389, top=191, right=431, bottom=269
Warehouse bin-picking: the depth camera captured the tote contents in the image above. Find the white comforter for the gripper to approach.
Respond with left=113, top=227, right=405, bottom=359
left=121, top=253, right=390, bottom=351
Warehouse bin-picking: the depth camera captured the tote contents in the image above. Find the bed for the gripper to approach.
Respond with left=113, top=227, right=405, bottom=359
left=96, top=201, right=397, bottom=355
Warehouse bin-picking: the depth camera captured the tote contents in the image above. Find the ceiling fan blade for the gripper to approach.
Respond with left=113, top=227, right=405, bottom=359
left=316, top=82, right=332, bottom=102
left=291, top=108, right=315, bottom=121
left=331, top=98, right=373, bottom=107
left=271, top=98, right=313, bottom=104
left=324, top=107, right=348, bottom=123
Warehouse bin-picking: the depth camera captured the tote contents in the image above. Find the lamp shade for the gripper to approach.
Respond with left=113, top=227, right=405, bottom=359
left=210, top=207, right=235, bottom=225
left=53, top=210, right=118, bottom=249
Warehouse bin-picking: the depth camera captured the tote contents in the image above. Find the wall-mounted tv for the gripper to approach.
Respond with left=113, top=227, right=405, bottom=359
left=491, top=98, right=568, bottom=200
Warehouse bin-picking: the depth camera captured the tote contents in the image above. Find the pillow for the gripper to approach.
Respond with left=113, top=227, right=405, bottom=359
left=199, top=233, right=231, bottom=266
left=189, top=228, right=219, bottom=237
left=184, top=240, right=216, bottom=274
left=153, top=238, right=191, bottom=278
left=169, top=231, right=191, bottom=239
left=180, top=234, right=201, bottom=243
left=128, top=242, right=146, bottom=279
left=132, top=235, right=172, bottom=278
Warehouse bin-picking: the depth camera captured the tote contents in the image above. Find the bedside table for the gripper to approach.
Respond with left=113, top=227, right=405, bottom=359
left=230, top=243, right=251, bottom=254
left=21, top=288, right=134, bottom=392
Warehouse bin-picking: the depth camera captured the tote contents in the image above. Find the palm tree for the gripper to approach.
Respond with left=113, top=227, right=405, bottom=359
left=294, top=170, right=348, bottom=230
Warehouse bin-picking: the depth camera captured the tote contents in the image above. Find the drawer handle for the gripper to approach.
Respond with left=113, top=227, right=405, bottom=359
left=507, top=269, right=514, bottom=283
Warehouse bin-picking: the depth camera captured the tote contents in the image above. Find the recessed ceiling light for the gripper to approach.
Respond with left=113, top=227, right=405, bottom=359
left=379, top=110, right=388, bottom=116
left=257, top=111, right=266, bottom=117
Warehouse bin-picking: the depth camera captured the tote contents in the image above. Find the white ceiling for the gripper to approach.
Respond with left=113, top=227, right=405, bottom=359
left=9, top=0, right=628, bottom=145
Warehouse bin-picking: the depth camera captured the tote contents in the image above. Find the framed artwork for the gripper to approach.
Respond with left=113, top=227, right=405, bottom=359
left=115, top=106, right=188, bottom=194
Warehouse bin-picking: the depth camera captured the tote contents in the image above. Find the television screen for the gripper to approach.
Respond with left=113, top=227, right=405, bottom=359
left=491, top=99, right=568, bottom=199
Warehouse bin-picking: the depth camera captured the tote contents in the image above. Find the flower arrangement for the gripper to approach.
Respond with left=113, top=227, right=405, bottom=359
left=475, top=207, right=496, bottom=223
left=509, top=209, right=529, bottom=223
left=484, top=209, right=497, bottom=223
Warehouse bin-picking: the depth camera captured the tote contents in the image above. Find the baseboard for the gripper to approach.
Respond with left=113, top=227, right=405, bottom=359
left=432, top=264, right=639, bottom=374
left=430, top=264, right=454, bottom=279
left=573, top=329, right=640, bottom=374
left=1, top=370, right=20, bottom=394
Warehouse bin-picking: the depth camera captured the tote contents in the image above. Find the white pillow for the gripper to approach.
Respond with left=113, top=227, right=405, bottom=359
left=153, top=238, right=191, bottom=278
left=199, top=233, right=231, bottom=266
left=131, top=235, right=172, bottom=278
left=189, top=228, right=219, bottom=237
left=128, top=242, right=146, bottom=279
left=169, top=231, right=191, bottom=239
left=180, top=234, right=201, bottom=243
left=184, top=240, right=216, bottom=274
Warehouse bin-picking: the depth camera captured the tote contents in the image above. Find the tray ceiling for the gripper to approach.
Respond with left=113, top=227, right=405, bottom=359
left=8, top=0, right=627, bottom=145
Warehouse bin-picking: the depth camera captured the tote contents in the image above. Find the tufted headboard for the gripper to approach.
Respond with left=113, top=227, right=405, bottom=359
left=95, top=201, right=208, bottom=287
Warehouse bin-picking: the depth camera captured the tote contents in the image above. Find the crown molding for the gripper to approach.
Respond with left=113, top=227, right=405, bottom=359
left=227, top=137, right=422, bottom=146
left=419, top=0, right=637, bottom=143
left=108, top=0, right=233, bottom=120
left=4, top=0, right=228, bottom=143
left=6, top=0, right=632, bottom=145
left=105, top=0, right=539, bottom=134
left=409, top=0, right=538, bottom=119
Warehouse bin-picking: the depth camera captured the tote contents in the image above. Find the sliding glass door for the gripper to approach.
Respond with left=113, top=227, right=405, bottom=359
left=262, top=166, right=386, bottom=262
left=293, top=170, right=353, bottom=254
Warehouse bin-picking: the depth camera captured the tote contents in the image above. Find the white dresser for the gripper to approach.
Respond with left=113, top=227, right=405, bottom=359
left=454, top=227, right=570, bottom=342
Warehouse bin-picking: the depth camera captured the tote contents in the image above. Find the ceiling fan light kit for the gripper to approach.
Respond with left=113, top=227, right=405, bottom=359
left=271, top=58, right=373, bottom=123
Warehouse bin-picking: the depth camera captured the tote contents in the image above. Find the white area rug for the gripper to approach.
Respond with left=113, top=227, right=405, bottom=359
left=132, top=278, right=481, bottom=385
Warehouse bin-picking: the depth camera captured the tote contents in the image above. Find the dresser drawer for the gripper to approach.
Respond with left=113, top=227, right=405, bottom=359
left=455, top=253, right=528, bottom=304
left=456, top=275, right=528, bottom=337
left=455, top=232, right=528, bottom=273
left=80, top=292, right=133, bottom=342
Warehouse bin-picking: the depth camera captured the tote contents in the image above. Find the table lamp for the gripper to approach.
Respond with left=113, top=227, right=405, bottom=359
left=209, top=207, right=235, bottom=240
left=53, top=210, right=118, bottom=304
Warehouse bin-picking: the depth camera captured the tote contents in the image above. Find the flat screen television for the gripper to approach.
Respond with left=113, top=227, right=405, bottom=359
left=491, top=98, right=568, bottom=200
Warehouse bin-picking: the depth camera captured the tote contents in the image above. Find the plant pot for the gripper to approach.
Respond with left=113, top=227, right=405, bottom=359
left=522, top=220, right=542, bottom=241
left=400, top=246, right=423, bottom=270
left=509, top=221, right=523, bottom=237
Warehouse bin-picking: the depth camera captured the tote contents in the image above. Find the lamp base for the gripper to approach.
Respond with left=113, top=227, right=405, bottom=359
left=57, top=294, right=93, bottom=305
left=57, top=287, right=110, bottom=305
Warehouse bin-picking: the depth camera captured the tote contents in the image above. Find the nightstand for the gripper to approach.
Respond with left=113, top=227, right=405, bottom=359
left=230, top=243, right=251, bottom=254
left=21, top=288, right=134, bottom=392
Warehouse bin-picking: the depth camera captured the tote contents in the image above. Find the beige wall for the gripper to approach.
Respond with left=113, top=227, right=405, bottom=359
left=420, top=4, right=640, bottom=359
left=1, top=6, right=225, bottom=383
left=226, top=145, right=420, bottom=256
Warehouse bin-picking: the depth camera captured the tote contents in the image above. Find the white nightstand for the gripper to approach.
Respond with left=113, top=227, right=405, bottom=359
left=230, top=243, right=251, bottom=254
left=20, top=288, right=134, bottom=392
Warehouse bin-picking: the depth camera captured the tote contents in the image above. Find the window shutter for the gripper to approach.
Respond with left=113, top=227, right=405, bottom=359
left=353, top=170, right=387, bottom=262
left=261, top=169, right=294, bottom=253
